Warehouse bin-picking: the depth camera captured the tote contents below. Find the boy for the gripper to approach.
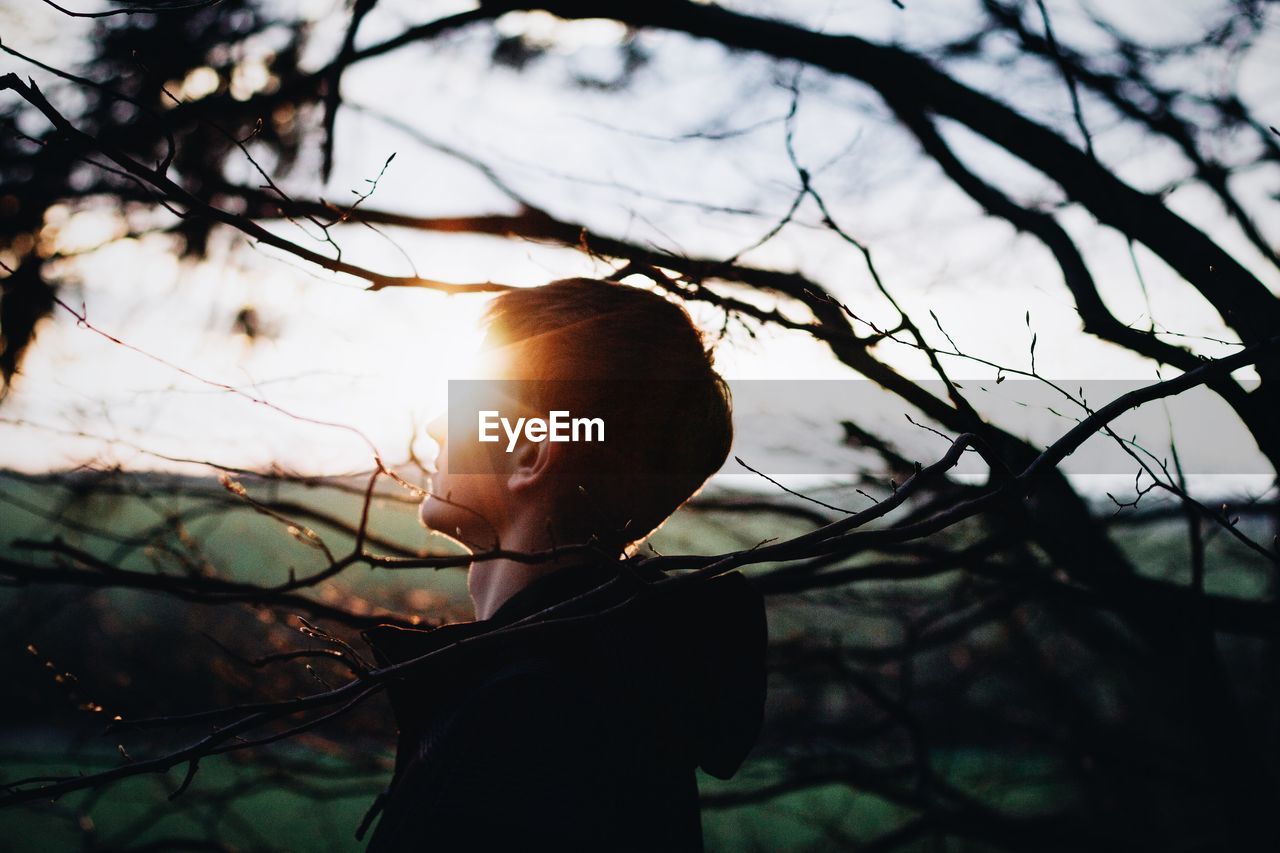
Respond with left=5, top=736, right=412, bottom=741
left=360, top=277, right=768, bottom=852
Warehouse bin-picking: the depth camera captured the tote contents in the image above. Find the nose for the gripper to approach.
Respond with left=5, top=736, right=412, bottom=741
left=422, top=413, right=448, bottom=475
left=426, top=412, right=448, bottom=447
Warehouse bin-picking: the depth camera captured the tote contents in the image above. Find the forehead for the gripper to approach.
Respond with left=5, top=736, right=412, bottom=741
left=472, top=327, right=557, bottom=382
left=479, top=309, right=616, bottom=381
left=470, top=337, right=518, bottom=381
left=453, top=333, right=538, bottom=412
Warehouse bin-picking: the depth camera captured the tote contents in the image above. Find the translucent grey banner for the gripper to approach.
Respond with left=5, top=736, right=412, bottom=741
left=445, top=379, right=1270, bottom=476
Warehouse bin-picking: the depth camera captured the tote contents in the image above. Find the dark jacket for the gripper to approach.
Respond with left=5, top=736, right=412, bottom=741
left=358, top=559, right=768, bottom=852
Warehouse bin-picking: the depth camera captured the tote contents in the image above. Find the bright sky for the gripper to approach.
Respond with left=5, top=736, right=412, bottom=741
left=0, top=0, right=1275, bottom=499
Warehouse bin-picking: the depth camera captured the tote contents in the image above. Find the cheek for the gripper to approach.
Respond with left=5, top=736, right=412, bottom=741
left=418, top=474, right=506, bottom=547
left=420, top=472, right=492, bottom=520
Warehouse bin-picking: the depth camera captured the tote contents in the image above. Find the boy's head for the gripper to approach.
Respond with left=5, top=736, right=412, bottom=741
left=420, top=277, right=732, bottom=556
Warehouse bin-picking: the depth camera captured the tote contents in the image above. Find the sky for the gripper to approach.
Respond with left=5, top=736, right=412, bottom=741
left=0, top=0, right=1276, bottom=501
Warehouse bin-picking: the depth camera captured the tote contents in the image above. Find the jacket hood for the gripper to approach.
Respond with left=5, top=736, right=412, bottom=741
left=362, top=560, right=768, bottom=781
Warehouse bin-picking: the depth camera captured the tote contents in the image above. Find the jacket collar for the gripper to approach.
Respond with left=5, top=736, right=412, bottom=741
left=486, top=558, right=624, bottom=625
left=361, top=557, right=628, bottom=669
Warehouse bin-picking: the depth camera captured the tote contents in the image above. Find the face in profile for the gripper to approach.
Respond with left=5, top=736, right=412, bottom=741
left=419, top=411, right=507, bottom=552
left=418, top=343, right=546, bottom=551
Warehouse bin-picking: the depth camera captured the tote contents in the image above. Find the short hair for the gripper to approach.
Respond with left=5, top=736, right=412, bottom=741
left=481, top=277, right=733, bottom=553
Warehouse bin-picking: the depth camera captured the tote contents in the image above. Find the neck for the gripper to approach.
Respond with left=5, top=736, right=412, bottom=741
left=463, top=499, right=622, bottom=617
left=466, top=519, right=616, bottom=620
left=468, top=556, right=571, bottom=621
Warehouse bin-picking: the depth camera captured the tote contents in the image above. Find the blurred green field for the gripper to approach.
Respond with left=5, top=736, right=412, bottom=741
left=2, top=471, right=1273, bottom=851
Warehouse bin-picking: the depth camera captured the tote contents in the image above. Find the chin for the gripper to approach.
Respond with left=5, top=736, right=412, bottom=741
left=418, top=497, right=472, bottom=549
left=419, top=495, right=445, bottom=531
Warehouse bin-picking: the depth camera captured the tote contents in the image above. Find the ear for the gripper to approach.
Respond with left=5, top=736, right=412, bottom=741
left=506, top=432, right=560, bottom=494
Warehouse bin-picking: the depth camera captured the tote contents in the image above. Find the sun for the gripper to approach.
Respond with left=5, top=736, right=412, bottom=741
left=353, top=291, right=495, bottom=468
